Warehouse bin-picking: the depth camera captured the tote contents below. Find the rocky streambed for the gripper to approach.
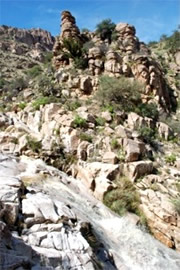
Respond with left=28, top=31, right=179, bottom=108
left=0, top=153, right=180, bottom=270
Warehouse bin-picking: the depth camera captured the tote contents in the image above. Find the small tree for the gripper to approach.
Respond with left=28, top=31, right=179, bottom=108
left=97, top=75, right=143, bottom=112
left=96, top=19, right=116, bottom=43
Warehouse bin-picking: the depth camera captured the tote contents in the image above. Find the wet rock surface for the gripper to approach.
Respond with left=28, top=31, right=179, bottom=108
left=0, top=153, right=180, bottom=270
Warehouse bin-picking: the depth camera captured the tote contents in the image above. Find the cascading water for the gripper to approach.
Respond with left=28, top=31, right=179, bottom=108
left=0, top=153, right=180, bottom=270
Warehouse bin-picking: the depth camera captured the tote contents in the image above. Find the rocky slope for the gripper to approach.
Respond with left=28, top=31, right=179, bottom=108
left=0, top=10, right=180, bottom=270
left=0, top=25, right=55, bottom=81
left=53, top=11, right=176, bottom=111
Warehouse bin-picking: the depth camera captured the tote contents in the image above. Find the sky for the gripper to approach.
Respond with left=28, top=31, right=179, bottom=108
left=0, top=0, right=179, bottom=43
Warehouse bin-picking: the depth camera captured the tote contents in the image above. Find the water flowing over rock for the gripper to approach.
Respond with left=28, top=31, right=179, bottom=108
left=1, top=153, right=180, bottom=270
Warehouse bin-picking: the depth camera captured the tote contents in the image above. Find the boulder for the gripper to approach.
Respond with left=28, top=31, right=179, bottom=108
left=123, top=160, right=153, bottom=181
left=102, top=151, right=119, bottom=164
left=80, top=76, right=93, bottom=94
left=156, top=121, right=174, bottom=140
left=123, top=138, right=145, bottom=162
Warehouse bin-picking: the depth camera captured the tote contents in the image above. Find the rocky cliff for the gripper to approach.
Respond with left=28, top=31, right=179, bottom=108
left=53, top=11, right=176, bottom=111
left=0, top=25, right=55, bottom=51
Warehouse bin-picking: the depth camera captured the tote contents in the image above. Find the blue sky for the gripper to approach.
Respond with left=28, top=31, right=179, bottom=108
left=0, top=0, right=179, bottom=43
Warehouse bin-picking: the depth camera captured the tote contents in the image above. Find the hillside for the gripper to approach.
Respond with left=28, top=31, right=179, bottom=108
left=0, top=11, right=180, bottom=270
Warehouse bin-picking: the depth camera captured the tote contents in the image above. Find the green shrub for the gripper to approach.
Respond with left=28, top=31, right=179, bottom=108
left=111, top=138, right=120, bottom=150
left=103, top=177, right=140, bottom=216
left=43, top=52, right=53, bottom=64
left=97, top=75, right=143, bottom=112
left=0, top=77, right=6, bottom=89
left=79, top=132, right=93, bottom=143
left=95, top=117, right=106, bottom=126
left=32, top=96, right=59, bottom=110
left=172, top=198, right=180, bottom=214
left=26, top=136, right=42, bottom=153
left=111, top=30, right=118, bottom=41
left=96, top=19, right=116, bottom=43
left=165, top=154, right=177, bottom=165
left=74, top=57, right=88, bottom=70
left=62, top=38, right=88, bottom=70
left=37, top=75, right=57, bottom=96
left=117, top=148, right=126, bottom=162
left=136, top=103, right=159, bottom=120
left=64, top=100, right=81, bottom=111
left=138, top=127, right=156, bottom=145
left=28, top=65, right=42, bottom=78
left=63, top=38, right=82, bottom=59
left=9, top=77, right=28, bottom=91
left=73, top=115, right=87, bottom=128
left=18, top=102, right=27, bottom=110
left=102, top=104, right=114, bottom=114
left=164, top=27, right=180, bottom=53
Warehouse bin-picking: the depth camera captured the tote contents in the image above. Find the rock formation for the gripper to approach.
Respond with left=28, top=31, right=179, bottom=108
left=0, top=25, right=55, bottom=51
left=53, top=11, right=174, bottom=111
left=53, top=11, right=82, bottom=69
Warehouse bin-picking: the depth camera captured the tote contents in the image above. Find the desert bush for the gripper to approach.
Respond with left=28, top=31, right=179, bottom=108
left=103, top=176, right=140, bottom=216
left=73, top=115, right=87, bottom=128
left=96, top=19, right=116, bottom=43
left=135, top=103, right=159, bottom=120
left=102, top=104, right=114, bottom=114
left=138, top=127, right=156, bottom=145
left=165, top=154, right=177, bottom=165
left=97, top=75, right=143, bottom=112
left=79, top=132, right=93, bottom=143
left=111, top=138, right=120, bottom=150
left=0, top=77, right=6, bottom=89
left=26, top=136, right=42, bottom=153
left=37, top=75, right=58, bottom=96
left=164, top=27, right=180, bottom=53
left=63, top=38, right=82, bottom=59
left=95, top=117, right=106, bottom=126
left=111, top=30, right=118, bottom=41
left=18, top=102, right=27, bottom=110
left=43, top=52, right=53, bottom=64
left=9, top=77, right=28, bottom=91
left=172, top=198, right=180, bottom=214
left=64, top=100, right=81, bottom=111
left=32, top=96, right=60, bottom=110
left=62, top=38, right=88, bottom=70
left=27, top=65, right=42, bottom=78
left=74, top=57, right=88, bottom=70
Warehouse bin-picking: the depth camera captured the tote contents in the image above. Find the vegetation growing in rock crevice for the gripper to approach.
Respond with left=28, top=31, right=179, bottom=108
left=62, top=38, right=88, bottom=70
left=103, top=176, right=140, bottom=216
left=26, top=136, right=42, bottom=153
left=96, top=19, right=116, bottom=43
left=97, top=75, right=143, bottom=112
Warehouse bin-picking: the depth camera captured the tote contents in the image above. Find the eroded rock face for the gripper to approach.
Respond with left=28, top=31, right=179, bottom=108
left=52, top=11, right=174, bottom=110
left=53, top=11, right=82, bottom=69
left=137, top=174, right=180, bottom=251
left=0, top=25, right=55, bottom=51
left=60, top=10, right=81, bottom=40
